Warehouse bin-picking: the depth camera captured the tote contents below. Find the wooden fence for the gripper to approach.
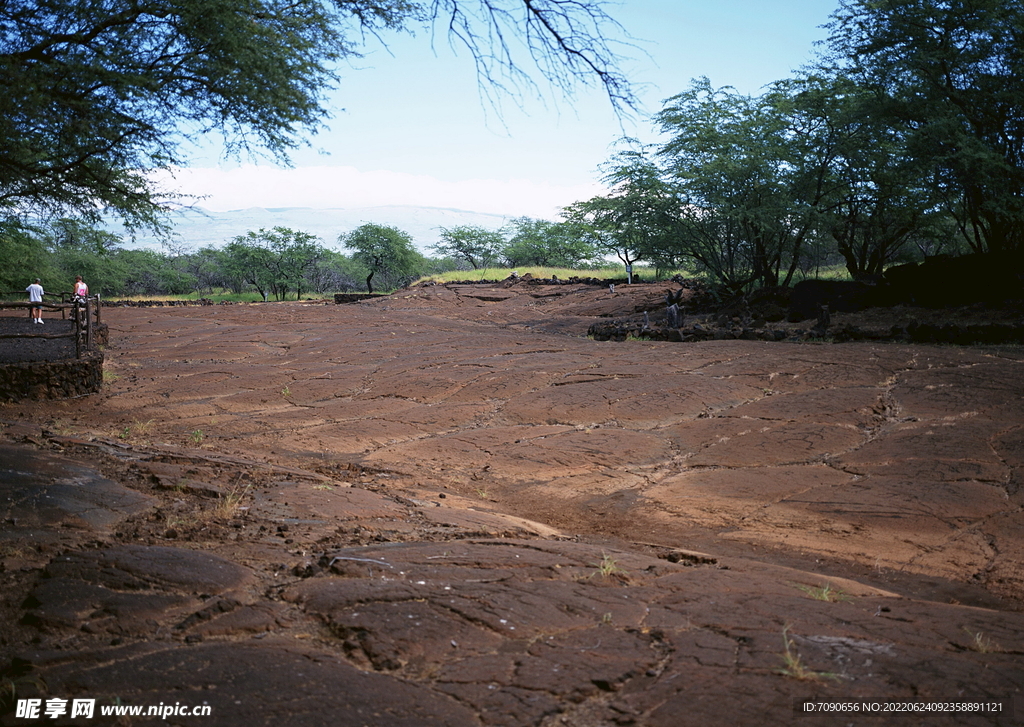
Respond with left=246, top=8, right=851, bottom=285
left=0, top=292, right=102, bottom=359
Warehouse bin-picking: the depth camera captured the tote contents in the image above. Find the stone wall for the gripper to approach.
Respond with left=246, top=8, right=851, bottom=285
left=588, top=319, right=1024, bottom=345
left=334, top=293, right=387, bottom=304
left=0, top=350, right=104, bottom=402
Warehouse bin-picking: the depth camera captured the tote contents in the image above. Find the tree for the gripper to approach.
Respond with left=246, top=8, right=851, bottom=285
left=177, top=246, right=228, bottom=296
left=655, top=78, right=829, bottom=290
left=1, top=0, right=636, bottom=231
left=154, top=244, right=200, bottom=295
left=824, top=0, right=1024, bottom=254
left=0, top=222, right=56, bottom=293
left=110, top=249, right=175, bottom=296
left=431, top=226, right=505, bottom=270
left=340, top=223, right=423, bottom=292
left=500, top=217, right=597, bottom=268
left=561, top=198, right=644, bottom=278
left=41, top=218, right=127, bottom=295
left=564, top=144, right=682, bottom=279
left=306, top=249, right=366, bottom=294
left=224, top=227, right=325, bottom=300
left=782, top=74, right=939, bottom=279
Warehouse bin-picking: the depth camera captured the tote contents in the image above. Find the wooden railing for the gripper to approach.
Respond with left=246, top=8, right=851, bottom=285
left=0, top=292, right=102, bottom=359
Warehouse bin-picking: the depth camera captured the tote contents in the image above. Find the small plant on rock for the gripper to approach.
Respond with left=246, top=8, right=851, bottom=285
left=963, top=628, right=1001, bottom=653
left=0, top=673, right=47, bottom=713
left=796, top=583, right=852, bottom=603
left=592, top=553, right=626, bottom=579
left=777, top=625, right=839, bottom=682
left=118, top=418, right=154, bottom=441
left=212, top=484, right=251, bottom=520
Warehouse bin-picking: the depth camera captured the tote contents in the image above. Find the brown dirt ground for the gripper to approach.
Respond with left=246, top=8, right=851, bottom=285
left=1, top=280, right=1022, bottom=726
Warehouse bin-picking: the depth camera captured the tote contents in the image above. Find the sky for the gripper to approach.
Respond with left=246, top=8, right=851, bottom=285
left=161, top=0, right=840, bottom=220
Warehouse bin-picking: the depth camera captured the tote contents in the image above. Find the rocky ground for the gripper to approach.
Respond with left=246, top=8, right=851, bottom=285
left=1, top=279, right=1022, bottom=726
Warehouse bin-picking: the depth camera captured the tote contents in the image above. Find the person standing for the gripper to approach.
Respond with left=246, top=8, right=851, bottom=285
left=26, top=278, right=44, bottom=324
left=73, top=275, right=89, bottom=298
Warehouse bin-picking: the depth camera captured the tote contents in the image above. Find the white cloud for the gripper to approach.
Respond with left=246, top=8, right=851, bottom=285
left=153, top=165, right=603, bottom=219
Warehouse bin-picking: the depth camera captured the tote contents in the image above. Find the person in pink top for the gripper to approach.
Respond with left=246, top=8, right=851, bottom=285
left=74, top=275, right=89, bottom=298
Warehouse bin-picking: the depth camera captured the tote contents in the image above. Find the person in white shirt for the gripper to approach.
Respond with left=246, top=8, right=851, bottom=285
left=26, top=279, right=44, bottom=324
left=74, top=275, right=89, bottom=298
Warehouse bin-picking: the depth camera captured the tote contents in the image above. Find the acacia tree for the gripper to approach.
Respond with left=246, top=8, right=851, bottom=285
left=655, top=79, right=806, bottom=290
left=0, top=0, right=636, bottom=231
left=431, top=226, right=505, bottom=269
left=36, top=218, right=129, bottom=295
left=781, top=74, right=940, bottom=278
left=824, top=0, right=1024, bottom=254
left=654, top=78, right=851, bottom=290
left=500, top=217, right=596, bottom=268
left=340, top=223, right=423, bottom=292
left=0, top=223, right=56, bottom=292
left=563, top=144, right=683, bottom=279
left=223, top=227, right=325, bottom=300
left=111, top=249, right=176, bottom=296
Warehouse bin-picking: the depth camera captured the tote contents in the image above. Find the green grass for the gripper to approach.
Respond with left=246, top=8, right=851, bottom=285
left=415, top=265, right=694, bottom=285
left=796, top=583, right=853, bottom=603
left=777, top=625, right=840, bottom=681
left=1, top=674, right=47, bottom=712
left=790, top=264, right=855, bottom=283
left=118, top=418, right=154, bottom=441
left=592, top=553, right=627, bottom=578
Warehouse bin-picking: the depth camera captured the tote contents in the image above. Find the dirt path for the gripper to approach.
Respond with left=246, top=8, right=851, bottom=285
left=1, top=285, right=1022, bottom=726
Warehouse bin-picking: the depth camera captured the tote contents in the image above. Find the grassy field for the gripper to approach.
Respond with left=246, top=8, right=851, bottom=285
left=415, top=265, right=687, bottom=285
left=417, top=264, right=855, bottom=286
left=99, top=264, right=856, bottom=304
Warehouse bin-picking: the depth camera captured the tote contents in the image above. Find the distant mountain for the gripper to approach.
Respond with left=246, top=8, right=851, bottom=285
left=113, top=205, right=514, bottom=254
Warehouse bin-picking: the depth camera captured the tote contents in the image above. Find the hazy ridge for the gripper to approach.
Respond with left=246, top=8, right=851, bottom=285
left=114, top=204, right=512, bottom=254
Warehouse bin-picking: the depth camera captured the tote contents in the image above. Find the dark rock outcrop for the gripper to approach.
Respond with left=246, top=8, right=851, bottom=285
left=788, top=280, right=878, bottom=321
left=881, top=251, right=1024, bottom=307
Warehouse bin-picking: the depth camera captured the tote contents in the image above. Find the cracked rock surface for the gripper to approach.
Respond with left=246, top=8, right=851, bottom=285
left=1, top=284, right=1022, bottom=725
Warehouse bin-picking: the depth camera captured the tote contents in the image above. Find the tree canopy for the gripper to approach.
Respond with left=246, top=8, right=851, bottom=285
left=431, top=226, right=505, bottom=269
left=340, top=222, right=422, bottom=292
left=0, top=0, right=636, bottom=230
left=559, top=0, right=1024, bottom=293
left=501, top=217, right=597, bottom=268
left=824, top=0, right=1024, bottom=255
left=224, top=227, right=326, bottom=301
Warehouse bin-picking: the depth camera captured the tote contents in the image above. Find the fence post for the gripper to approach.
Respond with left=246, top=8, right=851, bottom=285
left=85, top=297, right=93, bottom=349
left=74, top=299, right=82, bottom=359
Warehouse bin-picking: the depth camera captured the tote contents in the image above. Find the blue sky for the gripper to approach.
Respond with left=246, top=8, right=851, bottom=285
left=163, top=0, right=839, bottom=218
